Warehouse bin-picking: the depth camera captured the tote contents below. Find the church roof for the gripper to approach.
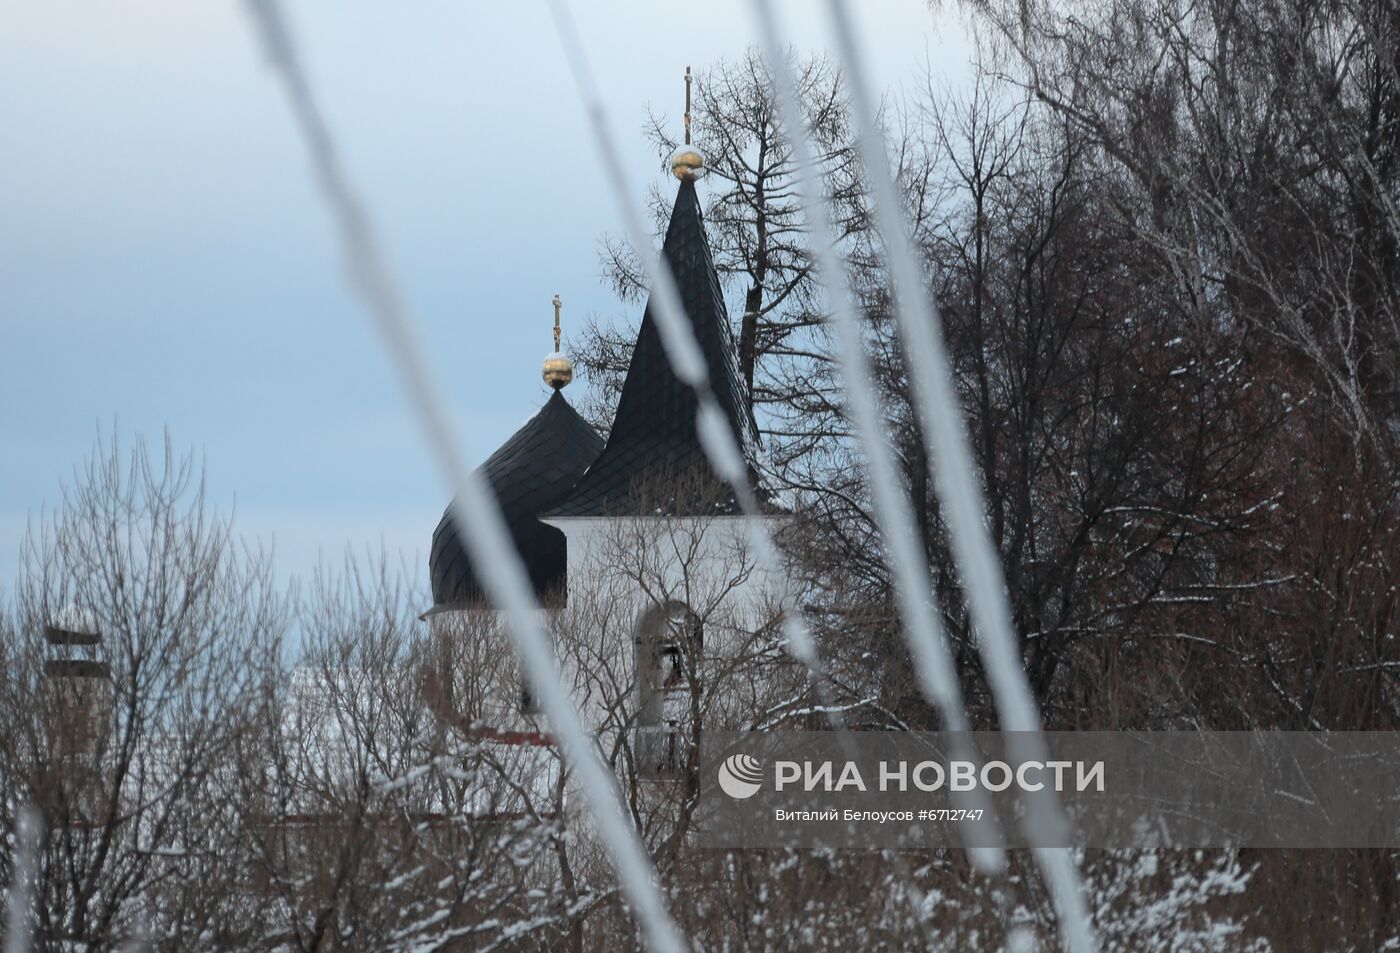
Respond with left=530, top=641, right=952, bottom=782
left=548, top=179, right=759, bottom=517
left=429, top=390, right=603, bottom=609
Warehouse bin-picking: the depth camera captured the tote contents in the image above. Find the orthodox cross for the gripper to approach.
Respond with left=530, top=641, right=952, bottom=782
left=684, top=65, right=692, bottom=145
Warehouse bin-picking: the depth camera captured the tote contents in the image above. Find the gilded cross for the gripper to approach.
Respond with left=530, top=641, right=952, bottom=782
left=684, top=65, right=692, bottom=145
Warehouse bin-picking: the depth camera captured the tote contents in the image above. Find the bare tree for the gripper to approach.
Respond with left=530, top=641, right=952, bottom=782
left=232, top=553, right=575, bottom=952
left=962, top=0, right=1400, bottom=446
left=921, top=0, right=1400, bottom=735
left=577, top=50, right=865, bottom=450
left=0, top=432, right=287, bottom=952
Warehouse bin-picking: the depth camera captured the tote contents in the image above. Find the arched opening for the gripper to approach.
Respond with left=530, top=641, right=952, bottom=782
left=633, top=601, right=702, bottom=780
left=634, top=601, right=703, bottom=725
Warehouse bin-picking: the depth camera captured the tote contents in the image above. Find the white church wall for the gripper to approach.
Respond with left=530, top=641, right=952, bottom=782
left=427, top=514, right=799, bottom=776
left=544, top=514, right=789, bottom=629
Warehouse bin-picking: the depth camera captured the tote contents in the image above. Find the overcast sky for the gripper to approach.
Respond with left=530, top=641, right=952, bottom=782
left=0, top=0, right=973, bottom=593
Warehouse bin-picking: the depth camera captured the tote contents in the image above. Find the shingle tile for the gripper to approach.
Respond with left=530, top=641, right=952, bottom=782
left=429, top=390, right=603, bottom=608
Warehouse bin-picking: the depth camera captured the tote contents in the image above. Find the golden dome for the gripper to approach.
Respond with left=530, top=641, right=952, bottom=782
left=543, top=351, right=573, bottom=389
left=671, top=145, right=705, bottom=181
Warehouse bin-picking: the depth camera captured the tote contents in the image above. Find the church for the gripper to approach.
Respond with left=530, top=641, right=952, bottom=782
left=422, top=143, right=792, bottom=780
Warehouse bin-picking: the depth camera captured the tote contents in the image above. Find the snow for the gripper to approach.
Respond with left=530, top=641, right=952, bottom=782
left=542, top=1, right=831, bottom=692
left=48, top=603, right=100, bottom=634
left=802, top=1, right=1098, bottom=948
left=751, top=0, right=1004, bottom=874
left=242, top=4, right=687, bottom=950
left=4, top=806, right=41, bottom=953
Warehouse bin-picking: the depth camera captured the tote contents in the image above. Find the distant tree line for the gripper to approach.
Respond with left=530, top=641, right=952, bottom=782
left=0, top=437, right=1274, bottom=951
left=571, top=1, right=1399, bottom=941
left=583, top=0, right=1400, bottom=738
left=2, top=0, right=1397, bottom=944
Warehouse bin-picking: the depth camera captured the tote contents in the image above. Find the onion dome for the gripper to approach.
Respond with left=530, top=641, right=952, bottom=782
left=429, top=390, right=602, bottom=611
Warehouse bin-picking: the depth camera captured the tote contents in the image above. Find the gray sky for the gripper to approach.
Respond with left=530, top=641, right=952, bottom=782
left=0, top=0, right=972, bottom=591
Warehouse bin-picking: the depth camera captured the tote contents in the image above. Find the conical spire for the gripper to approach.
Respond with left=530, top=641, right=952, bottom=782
left=549, top=178, right=759, bottom=517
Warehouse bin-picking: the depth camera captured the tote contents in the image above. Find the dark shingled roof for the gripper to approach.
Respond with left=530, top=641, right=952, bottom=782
left=429, top=390, right=603, bottom=609
left=548, top=178, right=760, bottom=517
